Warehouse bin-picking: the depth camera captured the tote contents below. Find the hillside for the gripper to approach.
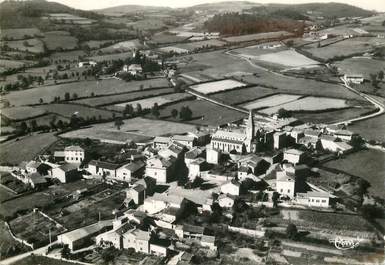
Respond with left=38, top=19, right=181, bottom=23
left=246, top=3, right=375, bottom=18
left=189, top=1, right=261, bottom=12
left=0, top=0, right=102, bottom=28
left=94, top=5, right=172, bottom=16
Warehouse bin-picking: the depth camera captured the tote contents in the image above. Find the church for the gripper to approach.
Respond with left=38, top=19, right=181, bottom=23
left=210, top=110, right=255, bottom=154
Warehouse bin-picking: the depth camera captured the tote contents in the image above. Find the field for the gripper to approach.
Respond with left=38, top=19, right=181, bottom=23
left=190, top=79, right=246, bottom=94
left=86, top=51, right=134, bottom=62
left=223, top=31, right=293, bottom=43
left=60, top=117, right=197, bottom=142
left=292, top=107, right=375, bottom=124
left=13, top=256, right=83, bottom=265
left=232, top=42, right=286, bottom=57
left=209, top=85, right=277, bottom=105
left=4, top=38, right=45, bottom=54
left=323, top=149, right=385, bottom=197
left=178, top=50, right=262, bottom=80
left=99, top=39, right=143, bottom=53
left=112, top=93, right=191, bottom=110
left=4, top=78, right=170, bottom=106
left=1, top=106, right=47, bottom=121
left=0, top=220, right=31, bottom=260
left=35, top=103, right=119, bottom=120
left=166, top=39, right=228, bottom=52
left=254, top=50, right=320, bottom=68
left=158, top=46, right=189, bottom=54
left=1, top=28, right=42, bottom=40
left=0, top=132, right=58, bottom=165
left=49, top=50, right=86, bottom=61
left=158, top=99, right=246, bottom=126
left=9, top=211, right=66, bottom=247
left=0, top=59, right=32, bottom=72
left=241, top=94, right=303, bottom=110
left=238, top=73, right=364, bottom=100
left=82, top=40, right=113, bottom=49
left=72, top=87, right=174, bottom=106
left=260, top=96, right=349, bottom=115
left=334, top=58, right=385, bottom=79
left=43, top=31, right=78, bottom=51
left=348, top=114, right=385, bottom=141
left=302, top=37, right=385, bottom=61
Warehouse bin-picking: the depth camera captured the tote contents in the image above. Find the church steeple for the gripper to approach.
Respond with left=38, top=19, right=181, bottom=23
left=246, top=110, right=254, bottom=140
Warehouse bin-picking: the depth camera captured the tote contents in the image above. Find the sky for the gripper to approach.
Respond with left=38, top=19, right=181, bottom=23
left=47, top=0, right=385, bottom=12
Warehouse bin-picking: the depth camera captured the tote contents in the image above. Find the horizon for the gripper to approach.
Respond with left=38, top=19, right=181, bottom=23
left=1, top=0, right=384, bottom=12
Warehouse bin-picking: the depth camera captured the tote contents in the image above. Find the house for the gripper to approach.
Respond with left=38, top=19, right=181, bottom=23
left=172, top=135, right=195, bottom=149
left=96, top=222, right=134, bottom=249
left=334, top=130, right=357, bottom=142
left=296, top=191, right=331, bottom=208
left=276, top=171, right=296, bottom=198
left=145, top=156, right=175, bottom=183
left=238, top=166, right=250, bottom=180
left=184, top=148, right=203, bottom=166
left=283, top=149, right=305, bottom=165
left=299, top=136, right=319, bottom=149
left=158, top=143, right=184, bottom=160
left=58, top=220, right=112, bottom=251
left=25, top=161, right=42, bottom=174
left=135, top=176, right=156, bottom=197
left=54, top=151, right=65, bottom=162
left=206, top=148, right=221, bottom=164
left=218, top=194, right=235, bottom=208
left=325, top=124, right=346, bottom=134
left=220, top=181, right=241, bottom=196
left=123, top=229, right=151, bottom=254
left=127, top=184, right=146, bottom=205
left=123, top=64, right=143, bottom=75
left=64, top=146, right=85, bottom=163
left=153, top=136, right=171, bottom=149
left=304, top=129, right=321, bottom=139
left=28, top=172, right=48, bottom=189
left=201, top=235, right=217, bottom=251
left=273, top=131, right=287, bottom=149
left=78, top=61, right=97, bottom=68
left=237, top=154, right=270, bottom=175
left=175, top=224, right=205, bottom=240
left=188, top=157, right=205, bottom=180
left=187, top=131, right=211, bottom=146
left=87, top=160, right=121, bottom=179
left=143, top=193, right=187, bottom=214
left=116, top=161, right=145, bottom=182
left=344, top=74, right=364, bottom=84
left=150, top=238, right=171, bottom=256
left=51, top=163, right=80, bottom=183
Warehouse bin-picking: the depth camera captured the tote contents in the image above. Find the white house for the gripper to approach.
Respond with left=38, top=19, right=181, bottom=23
left=276, top=171, right=296, bottom=198
left=206, top=148, right=221, bottom=164
left=220, top=181, right=240, bottom=196
left=184, top=148, right=203, bottom=166
left=273, top=131, right=287, bottom=149
left=188, top=157, right=205, bottom=180
left=64, top=146, right=85, bottom=163
left=344, top=74, right=364, bottom=84
left=143, top=193, right=186, bottom=214
left=296, top=191, right=331, bottom=208
left=172, top=135, right=195, bottom=149
left=78, top=61, right=96, bottom=68
left=283, top=149, right=305, bottom=165
left=218, top=194, right=235, bottom=208
left=333, top=129, right=357, bottom=142
left=51, top=163, right=79, bottom=183
left=123, top=64, right=143, bottom=75
left=25, top=161, right=41, bottom=174
left=320, top=135, right=353, bottom=153
left=145, top=156, right=175, bottom=183
left=153, top=136, right=171, bottom=149
left=87, top=160, right=121, bottom=179
left=123, top=229, right=151, bottom=254
left=116, top=161, right=145, bottom=182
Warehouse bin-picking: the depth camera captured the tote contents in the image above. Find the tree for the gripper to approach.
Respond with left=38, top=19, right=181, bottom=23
left=370, top=73, right=379, bottom=88
left=29, top=120, right=38, bottom=131
left=124, top=104, right=134, bottom=116
left=378, top=70, right=384, bottom=81
left=171, top=109, right=178, bottom=119
left=151, top=103, right=160, bottom=118
left=39, top=98, right=43, bottom=104
left=286, top=223, right=298, bottom=240
left=272, top=191, right=279, bottom=208
left=179, top=106, right=192, bottom=121
left=114, top=117, right=124, bottom=130
left=72, top=93, right=78, bottom=100
left=61, top=245, right=70, bottom=259
left=277, top=108, right=291, bottom=118
left=18, top=121, right=28, bottom=135
left=64, top=92, right=70, bottom=101
left=136, top=103, right=142, bottom=114
left=350, top=136, right=364, bottom=150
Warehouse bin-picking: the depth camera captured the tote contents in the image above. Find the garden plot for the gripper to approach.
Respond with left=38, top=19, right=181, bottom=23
left=241, top=94, right=303, bottom=110
left=190, top=79, right=246, bottom=94
left=112, top=93, right=191, bottom=110
left=1, top=106, right=47, bottom=121
left=260, top=96, right=349, bottom=115
left=255, top=50, right=320, bottom=68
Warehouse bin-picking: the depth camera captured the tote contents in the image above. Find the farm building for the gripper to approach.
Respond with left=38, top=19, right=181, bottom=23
left=51, top=163, right=80, bottom=183
left=296, top=191, right=331, bottom=208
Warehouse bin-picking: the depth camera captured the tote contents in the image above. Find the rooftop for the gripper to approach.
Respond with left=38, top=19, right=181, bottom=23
left=64, top=145, right=84, bottom=152
left=60, top=220, right=112, bottom=242
left=88, top=160, right=121, bottom=170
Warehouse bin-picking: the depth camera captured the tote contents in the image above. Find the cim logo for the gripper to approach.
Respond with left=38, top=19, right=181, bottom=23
left=329, top=237, right=361, bottom=250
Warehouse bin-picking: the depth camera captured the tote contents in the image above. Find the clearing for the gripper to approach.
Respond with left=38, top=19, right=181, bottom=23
left=190, top=79, right=246, bottom=94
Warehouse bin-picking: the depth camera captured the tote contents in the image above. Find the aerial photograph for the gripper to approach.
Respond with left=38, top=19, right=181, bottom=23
left=0, top=0, right=384, bottom=264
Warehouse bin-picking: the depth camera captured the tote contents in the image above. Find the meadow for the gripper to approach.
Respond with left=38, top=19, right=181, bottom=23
left=260, top=96, right=349, bottom=115
left=43, top=31, right=78, bottom=51
left=98, top=39, right=143, bottom=53
left=86, top=51, right=134, bottom=62
left=334, top=57, right=385, bottom=79
left=190, top=79, right=246, bottom=94
left=4, top=78, right=170, bottom=106
left=323, top=149, right=385, bottom=197
left=111, top=93, right=191, bottom=110
left=1, top=28, right=42, bottom=40
left=241, top=94, right=303, bottom=110
left=255, top=49, right=320, bottom=68
left=4, top=38, right=45, bottom=53
left=1, top=106, right=47, bottom=121
left=348, top=114, right=385, bottom=142
left=209, top=85, right=277, bottom=105
left=222, top=31, right=293, bottom=43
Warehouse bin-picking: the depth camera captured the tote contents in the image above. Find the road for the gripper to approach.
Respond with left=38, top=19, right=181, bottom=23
left=330, top=78, right=385, bottom=125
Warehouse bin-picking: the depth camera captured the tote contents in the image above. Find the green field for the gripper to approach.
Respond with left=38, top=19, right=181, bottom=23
left=323, top=149, right=385, bottom=197
left=4, top=78, right=170, bottom=106
left=1, top=28, right=42, bottom=40
left=158, top=99, right=246, bottom=126
left=4, top=38, right=45, bottom=54
left=0, top=132, right=58, bottom=165
left=43, top=31, right=78, bottom=51
left=13, top=255, right=83, bottom=265
left=72, top=87, right=174, bottom=106
left=35, top=103, right=119, bottom=120
left=334, top=57, right=385, bottom=79
left=348, top=114, right=385, bottom=141
left=0, top=220, right=31, bottom=260
left=210, top=85, right=276, bottom=105
left=60, top=117, right=197, bottom=142
left=1, top=106, right=47, bottom=121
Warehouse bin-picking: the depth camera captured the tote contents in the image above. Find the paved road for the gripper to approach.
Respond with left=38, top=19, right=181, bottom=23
left=330, top=78, right=385, bottom=125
